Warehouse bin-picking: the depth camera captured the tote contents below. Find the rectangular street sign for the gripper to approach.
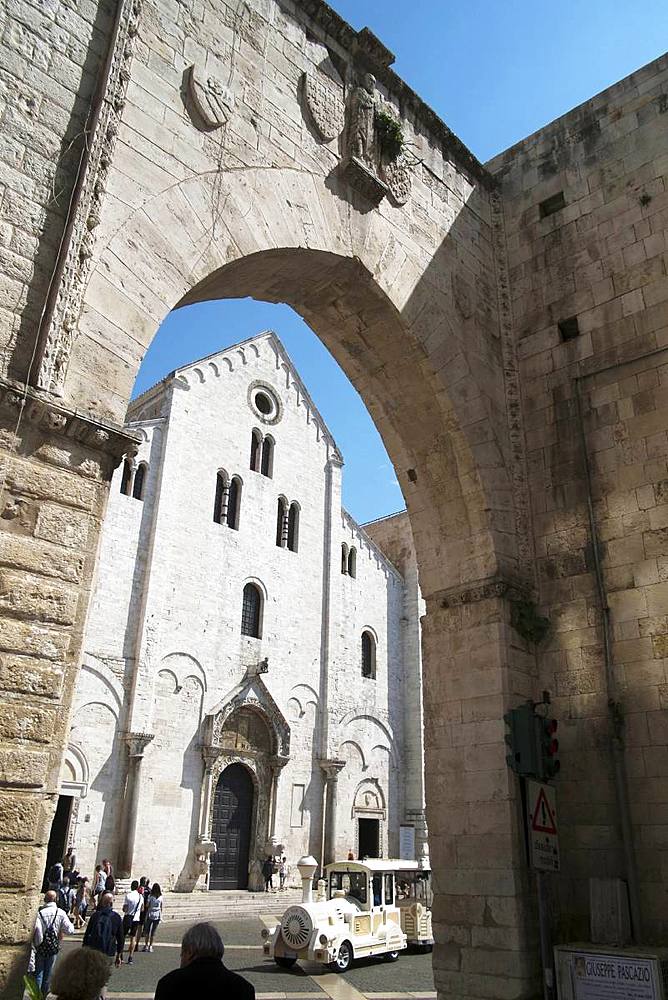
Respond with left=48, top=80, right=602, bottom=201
left=527, top=779, right=560, bottom=872
left=568, top=950, right=662, bottom=1000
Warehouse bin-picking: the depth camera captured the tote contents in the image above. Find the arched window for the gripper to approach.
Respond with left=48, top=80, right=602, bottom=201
left=250, top=429, right=262, bottom=472
left=120, top=458, right=133, bottom=496
left=241, top=582, right=262, bottom=638
left=213, top=471, right=228, bottom=524
left=227, top=476, right=241, bottom=530
left=361, top=631, right=376, bottom=679
left=287, top=502, right=299, bottom=552
left=261, top=436, right=274, bottom=478
left=276, top=497, right=287, bottom=547
left=132, top=462, right=147, bottom=500
left=341, top=543, right=348, bottom=574
left=348, top=546, right=356, bottom=578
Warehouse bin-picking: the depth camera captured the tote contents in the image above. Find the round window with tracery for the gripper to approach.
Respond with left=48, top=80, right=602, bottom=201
left=248, top=383, right=281, bottom=424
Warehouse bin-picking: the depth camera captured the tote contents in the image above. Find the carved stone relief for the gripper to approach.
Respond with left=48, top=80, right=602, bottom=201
left=186, top=64, right=235, bottom=131
left=301, top=69, right=412, bottom=207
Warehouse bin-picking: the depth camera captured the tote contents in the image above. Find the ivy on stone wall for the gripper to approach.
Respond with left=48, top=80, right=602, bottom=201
left=510, top=599, right=550, bottom=645
left=375, top=108, right=404, bottom=161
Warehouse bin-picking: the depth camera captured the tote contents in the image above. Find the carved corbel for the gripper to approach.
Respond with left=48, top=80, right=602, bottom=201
left=125, top=731, right=154, bottom=757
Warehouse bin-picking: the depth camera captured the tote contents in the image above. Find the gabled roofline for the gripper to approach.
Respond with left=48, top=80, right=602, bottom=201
left=127, top=330, right=343, bottom=462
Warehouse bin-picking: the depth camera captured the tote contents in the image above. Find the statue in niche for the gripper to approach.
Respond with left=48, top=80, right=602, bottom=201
left=300, top=68, right=411, bottom=207
left=345, top=72, right=377, bottom=167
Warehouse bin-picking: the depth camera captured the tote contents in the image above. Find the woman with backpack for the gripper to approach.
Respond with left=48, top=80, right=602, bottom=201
left=142, top=883, right=163, bottom=952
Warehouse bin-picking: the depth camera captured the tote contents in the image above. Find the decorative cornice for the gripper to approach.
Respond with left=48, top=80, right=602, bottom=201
left=436, top=576, right=529, bottom=610
left=0, top=378, right=140, bottom=462
left=34, top=0, right=143, bottom=395
left=292, top=0, right=492, bottom=187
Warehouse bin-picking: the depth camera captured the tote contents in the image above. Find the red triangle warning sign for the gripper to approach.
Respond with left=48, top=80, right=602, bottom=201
left=531, top=787, right=557, bottom=835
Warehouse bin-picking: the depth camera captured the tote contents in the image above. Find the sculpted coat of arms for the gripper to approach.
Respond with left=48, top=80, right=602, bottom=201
left=187, top=64, right=234, bottom=130
left=301, top=68, right=412, bottom=206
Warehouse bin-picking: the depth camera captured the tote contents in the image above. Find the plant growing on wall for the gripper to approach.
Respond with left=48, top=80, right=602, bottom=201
left=374, top=107, right=404, bottom=162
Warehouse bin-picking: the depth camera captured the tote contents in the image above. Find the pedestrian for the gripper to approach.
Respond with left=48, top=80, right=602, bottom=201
left=58, top=876, right=75, bottom=915
left=73, top=877, right=91, bottom=929
left=122, top=879, right=143, bottom=963
left=63, top=846, right=77, bottom=874
left=83, top=891, right=124, bottom=971
left=29, top=889, right=75, bottom=996
left=93, top=864, right=106, bottom=906
left=142, top=883, right=163, bottom=952
left=48, top=859, right=64, bottom=890
left=49, top=946, right=112, bottom=1000
left=102, top=859, right=115, bottom=894
left=279, top=856, right=287, bottom=890
left=262, top=856, right=274, bottom=892
left=347, top=850, right=354, bottom=861
left=154, top=922, right=254, bottom=999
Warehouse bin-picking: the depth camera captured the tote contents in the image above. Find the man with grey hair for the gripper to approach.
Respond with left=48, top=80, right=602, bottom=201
left=154, top=921, right=254, bottom=999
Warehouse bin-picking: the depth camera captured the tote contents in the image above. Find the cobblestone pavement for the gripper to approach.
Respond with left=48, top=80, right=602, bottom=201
left=57, top=916, right=436, bottom=999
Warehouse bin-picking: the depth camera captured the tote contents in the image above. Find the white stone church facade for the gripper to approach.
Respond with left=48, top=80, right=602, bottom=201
left=56, top=331, right=426, bottom=891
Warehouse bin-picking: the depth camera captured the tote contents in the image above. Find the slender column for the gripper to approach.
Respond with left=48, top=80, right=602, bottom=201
left=268, top=756, right=288, bottom=840
left=320, top=759, right=346, bottom=866
left=198, top=745, right=220, bottom=842
left=117, top=732, right=154, bottom=877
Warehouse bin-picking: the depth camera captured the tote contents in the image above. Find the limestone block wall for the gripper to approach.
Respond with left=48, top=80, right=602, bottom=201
left=0, top=0, right=115, bottom=382
left=490, top=53, right=668, bottom=938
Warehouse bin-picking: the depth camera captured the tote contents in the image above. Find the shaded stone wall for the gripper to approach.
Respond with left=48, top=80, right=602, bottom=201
left=489, top=53, right=668, bottom=940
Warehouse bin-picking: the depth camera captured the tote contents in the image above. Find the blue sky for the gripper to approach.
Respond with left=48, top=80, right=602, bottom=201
left=134, top=1, right=668, bottom=524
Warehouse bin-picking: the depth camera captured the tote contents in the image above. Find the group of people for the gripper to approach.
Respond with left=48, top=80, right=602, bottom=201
left=30, top=850, right=164, bottom=998
left=29, top=920, right=254, bottom=1000
left=261, top=854, right=288, bottom=892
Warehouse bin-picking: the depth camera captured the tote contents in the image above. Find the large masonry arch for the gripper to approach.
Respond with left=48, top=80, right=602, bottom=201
left=1, top=0, right=667, bottom=996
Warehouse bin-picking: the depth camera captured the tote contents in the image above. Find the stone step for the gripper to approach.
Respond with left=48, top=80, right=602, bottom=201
left=112, top=889, right=301, bottom=922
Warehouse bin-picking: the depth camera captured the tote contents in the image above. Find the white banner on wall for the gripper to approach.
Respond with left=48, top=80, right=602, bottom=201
left=399, top=825, right=415, bottom=860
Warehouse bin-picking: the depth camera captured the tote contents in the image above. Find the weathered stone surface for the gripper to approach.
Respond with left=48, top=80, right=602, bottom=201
left=0, top=793, right=42, bottom=842
left=0, top=749, right=49, bottom=788
left=0, top=654, right=64, bottom=699
left=0, top=569, right=79, bottom=625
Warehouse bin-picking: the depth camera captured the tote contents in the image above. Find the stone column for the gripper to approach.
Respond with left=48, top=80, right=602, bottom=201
left=320, top=759, right=346, bottom=866
left=198, top=745, right=219, bottom=843
left=0, top=383, right=137, bottom=996
left=268, top=756, right=288, bottom=840
left=117, top=732, right=154, bottom=878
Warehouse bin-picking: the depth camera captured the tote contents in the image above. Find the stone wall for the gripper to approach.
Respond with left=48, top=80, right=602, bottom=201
left=489, top=53, right=668, bottom=940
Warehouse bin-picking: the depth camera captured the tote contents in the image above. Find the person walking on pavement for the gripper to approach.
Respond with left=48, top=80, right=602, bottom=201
left=29, top=889, right=75, bottom=996
left=49, top=946, right=112, bottom=1000
left=154, top=922, right=254, bottom=1000
left=122, top=880, right=143, bottom=963
left=279, top=856, right=288, bottom=890
left=262, top=856, right=274, bottom=892
left=142, top=883, right=163, bottom=952
left=83, top=892, right=125, bottom=971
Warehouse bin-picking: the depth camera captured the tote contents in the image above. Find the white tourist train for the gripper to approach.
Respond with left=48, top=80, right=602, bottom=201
left=261, top=855, right=433, bottom=973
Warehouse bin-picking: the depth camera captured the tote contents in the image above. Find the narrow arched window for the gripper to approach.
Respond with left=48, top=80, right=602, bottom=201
left=261, top=436, right=274, bottom=478
left=287, top=502, right=299, bottom=552
left=120, top=459, right=133, bottom=496
left=227, top=476, right=241, bottom=530
left=241, top=582, right=262, bottom=638
left=361, top=631, right=376, bottom=679
left=213, top=471, right=228, bottom=524
left=341, top=543, right=348, bottom=575
left=250, top=429, right=262, bottom=472
left=348, top=546, right=356, bottom=578
left=132, top=463, right=147, bottom=501
left=276, top=497, right=287, bottom=547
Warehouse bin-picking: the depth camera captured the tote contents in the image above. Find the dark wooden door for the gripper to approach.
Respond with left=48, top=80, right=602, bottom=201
left=358, top=818, right=380, bottom=858
left=210, top=764, right=253, bottom=889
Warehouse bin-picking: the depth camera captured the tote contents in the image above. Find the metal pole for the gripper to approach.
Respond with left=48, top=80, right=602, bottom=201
left=536, top=872, right=555, bottom=1000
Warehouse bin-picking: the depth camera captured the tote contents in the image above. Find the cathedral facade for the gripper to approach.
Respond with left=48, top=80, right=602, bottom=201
left=54, top=331, right=425, bottom=890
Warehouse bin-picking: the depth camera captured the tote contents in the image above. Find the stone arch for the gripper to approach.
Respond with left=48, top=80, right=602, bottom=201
left=65, top=166, right=512, bottom=602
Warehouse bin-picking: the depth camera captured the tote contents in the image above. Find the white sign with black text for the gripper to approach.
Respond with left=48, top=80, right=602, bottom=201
left=526, top=779, right=560, bottom=872
left=399, top=825, right=415, bottom=860
left=570, top=951, right=662, bottom=1000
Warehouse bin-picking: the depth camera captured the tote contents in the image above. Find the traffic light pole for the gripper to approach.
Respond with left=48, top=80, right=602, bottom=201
left=536, top=871, right=555, bottom=1000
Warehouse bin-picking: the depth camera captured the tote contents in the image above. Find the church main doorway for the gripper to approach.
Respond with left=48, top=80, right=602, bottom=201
left=358, top=818, right=380, bottom=859
left=210, top=764, right=253, bottom=890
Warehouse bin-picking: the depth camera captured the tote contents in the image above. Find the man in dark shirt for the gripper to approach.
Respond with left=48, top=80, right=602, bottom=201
left=83, top=892, right=125, bottom=966
left=154, top=922, right=254, bottom=1000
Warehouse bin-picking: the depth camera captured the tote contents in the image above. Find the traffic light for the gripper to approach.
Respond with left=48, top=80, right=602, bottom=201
left=504, top=703, right=539, bottom=777
left=538, top=717, right=560, bottom=780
